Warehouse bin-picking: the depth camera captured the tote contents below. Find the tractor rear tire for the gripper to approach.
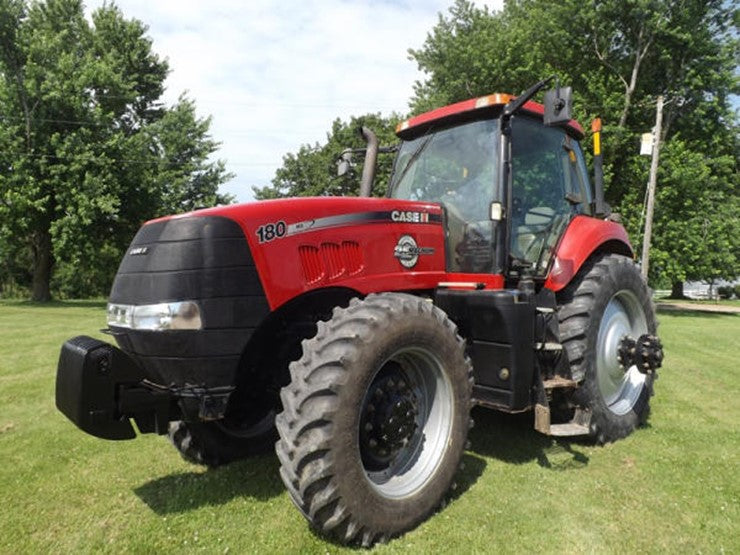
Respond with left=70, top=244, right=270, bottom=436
left=275, top=293, right=473, bottom=546
left=168, top=410, right=276, bottom=467
left=557, top=253, right=657, bottom=444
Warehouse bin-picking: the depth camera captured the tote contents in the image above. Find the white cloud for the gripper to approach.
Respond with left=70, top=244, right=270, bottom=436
left=85, top=0, right=503, bottom=202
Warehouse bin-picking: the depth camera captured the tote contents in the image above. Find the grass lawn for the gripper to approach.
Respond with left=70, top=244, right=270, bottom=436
left=0, top=300, right=737, bottom=553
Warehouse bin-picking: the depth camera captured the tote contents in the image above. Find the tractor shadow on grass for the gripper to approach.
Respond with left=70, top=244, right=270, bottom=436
left=134, top=409, right=587, bottom=519
left=134, top=452, right=284, bottom=514
left=468, top=406, right=590, bottom=471
left=656, top=307, right=738, bottom=318
left=310, top=451, right=488, bottom=550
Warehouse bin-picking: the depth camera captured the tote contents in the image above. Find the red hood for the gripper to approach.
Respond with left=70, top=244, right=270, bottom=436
left=148, top=197, right=465, bottom=309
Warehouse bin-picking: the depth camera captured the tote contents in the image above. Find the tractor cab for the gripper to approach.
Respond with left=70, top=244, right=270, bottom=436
left=388, top=82, right=593, bottom=283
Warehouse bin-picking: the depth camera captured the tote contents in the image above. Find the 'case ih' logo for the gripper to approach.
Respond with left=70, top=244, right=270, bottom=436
left=393, top=235, right=434, bottom=269
left=391, top=210, right=429, bottom=223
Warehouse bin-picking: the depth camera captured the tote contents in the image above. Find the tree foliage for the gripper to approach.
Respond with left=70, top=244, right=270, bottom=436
left=0, top=0, right=232, bottom=300
left=407, top=0, right=739, bottom=288
left=253, top=113, right=401, bottom=200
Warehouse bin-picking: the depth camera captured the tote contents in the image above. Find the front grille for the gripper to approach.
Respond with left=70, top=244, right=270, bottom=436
left=109, top=215, right=270, bottom=388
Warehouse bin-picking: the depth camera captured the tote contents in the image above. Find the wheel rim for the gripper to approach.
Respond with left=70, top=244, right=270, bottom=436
left=359, top=347, right=454, bottom=499
left=596, top=290, right=649, bottom=415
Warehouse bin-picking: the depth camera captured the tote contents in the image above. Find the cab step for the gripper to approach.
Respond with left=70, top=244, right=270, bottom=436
left=542, top=376, right=578, bottom=389
left=548, top=422, right=590, bottom=437
left=534, top=405, right=591, bottom=437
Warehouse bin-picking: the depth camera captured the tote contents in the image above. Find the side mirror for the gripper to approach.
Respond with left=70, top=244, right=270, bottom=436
left=543, top=86, right=572, bottom=126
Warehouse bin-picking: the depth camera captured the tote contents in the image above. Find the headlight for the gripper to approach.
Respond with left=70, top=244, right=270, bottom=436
left=107, top=301, right=202, bottom=331
left=107, top=303, right=134, bottom=328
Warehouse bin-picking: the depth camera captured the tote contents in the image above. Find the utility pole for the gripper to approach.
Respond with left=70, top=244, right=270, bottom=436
left=641, top=95, right=664, bottom=280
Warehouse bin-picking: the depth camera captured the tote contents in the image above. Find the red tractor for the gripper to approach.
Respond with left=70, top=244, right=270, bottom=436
left=56, top=77, right=663, bottom=546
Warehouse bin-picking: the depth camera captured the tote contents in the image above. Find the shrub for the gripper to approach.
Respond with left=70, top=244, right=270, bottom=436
left=716, top=285, right=734, bottom=299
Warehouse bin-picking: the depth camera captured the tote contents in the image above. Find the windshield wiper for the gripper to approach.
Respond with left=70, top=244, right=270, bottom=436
left=392, top=133, right=434, bottom=191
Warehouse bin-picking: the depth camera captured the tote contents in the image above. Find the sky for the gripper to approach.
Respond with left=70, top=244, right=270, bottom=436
left=84, top=1, right=503, bottom=203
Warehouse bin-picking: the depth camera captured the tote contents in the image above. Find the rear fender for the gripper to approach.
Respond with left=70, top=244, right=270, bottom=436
left=545, top=216, right=633, bottom=292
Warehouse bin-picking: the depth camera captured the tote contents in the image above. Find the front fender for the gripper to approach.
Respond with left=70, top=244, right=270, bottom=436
left=544, top=216, right=633, bottom=292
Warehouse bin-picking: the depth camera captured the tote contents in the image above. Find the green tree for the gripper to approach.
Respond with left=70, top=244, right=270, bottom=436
left=407, top=0, right=739, bottom=289
left=620, top=139, right=739, bottom=294
left=0, top=0, right=232, bottom=301
left=254, top=113, right=401, bottom=200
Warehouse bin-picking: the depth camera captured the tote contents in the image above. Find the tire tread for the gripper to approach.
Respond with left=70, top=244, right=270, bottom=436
left=557, top=253, right=658, bottom=444
left=275, top=293, right=472, bottom=545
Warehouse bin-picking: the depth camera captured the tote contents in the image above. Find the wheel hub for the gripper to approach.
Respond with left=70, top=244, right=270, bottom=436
left=360, top=368, right=419, bottom=468
left=356, top=342, right=456, bottom=500
left=596, top=290, right=650, bottom=415
left=617, top=334, right=664, bottom=374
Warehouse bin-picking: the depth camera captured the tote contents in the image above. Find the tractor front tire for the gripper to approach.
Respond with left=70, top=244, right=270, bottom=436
left=275, top=293, right=473, bottom=546
left=168, top=409, right=276, bottom=467
left=557, top=253, right=657, bottom=444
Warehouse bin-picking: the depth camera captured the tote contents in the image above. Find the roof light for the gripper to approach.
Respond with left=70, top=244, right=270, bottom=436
left=475, top=96, right=491, bottom=108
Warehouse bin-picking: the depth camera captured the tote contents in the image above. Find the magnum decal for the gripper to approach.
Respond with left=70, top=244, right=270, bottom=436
left=393, top=235, right=435, bottom=269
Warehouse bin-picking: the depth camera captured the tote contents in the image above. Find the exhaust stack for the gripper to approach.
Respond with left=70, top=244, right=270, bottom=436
left=359, top=126, right=378, bottom=197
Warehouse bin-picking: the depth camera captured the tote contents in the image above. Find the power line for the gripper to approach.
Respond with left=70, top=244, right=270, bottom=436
left=71, top=91, right=407, bottom=110
left=2, top=150, right=276, bottom=167
left=0, top=115, right=398, bottom=135
left=0, top=115, right=111, bottom=127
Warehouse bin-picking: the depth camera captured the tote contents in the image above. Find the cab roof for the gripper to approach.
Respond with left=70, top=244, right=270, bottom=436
left=396, top=93, right=585, bottom=140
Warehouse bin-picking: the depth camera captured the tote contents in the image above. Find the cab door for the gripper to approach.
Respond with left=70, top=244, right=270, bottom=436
left=508, top=117, right=593, bottom=278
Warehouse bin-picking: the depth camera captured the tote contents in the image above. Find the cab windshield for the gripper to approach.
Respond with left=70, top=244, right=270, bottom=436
left=389, top=119, right=500, bottom=273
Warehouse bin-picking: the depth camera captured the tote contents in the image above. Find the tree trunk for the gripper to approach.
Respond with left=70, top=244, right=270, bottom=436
left=670, top=281, right=685, bottom=299
left=31, top=229, right=53, bottom=302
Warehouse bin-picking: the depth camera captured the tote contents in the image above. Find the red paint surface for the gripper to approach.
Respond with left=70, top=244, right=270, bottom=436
left=152, top=197, right=505, bottom=310
left=397, top=94, right=584, bottom=138
left=545, top=215, right=633, bottom=292
left=147, top=203, right=632, bottom=306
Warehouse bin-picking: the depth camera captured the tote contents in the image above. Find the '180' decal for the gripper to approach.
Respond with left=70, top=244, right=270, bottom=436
left=256, top=221, right=286, bottom=243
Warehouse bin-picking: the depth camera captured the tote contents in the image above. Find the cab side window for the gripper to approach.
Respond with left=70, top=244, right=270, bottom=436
left=570, top=141, right=593, bottom=213
left=509, top=117, right=581, bottom=275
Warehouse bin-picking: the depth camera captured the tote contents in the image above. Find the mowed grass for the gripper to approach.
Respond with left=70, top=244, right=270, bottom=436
left=657, top=297, right=740, bottom=308
left=0, top=300, right=737, bottom=553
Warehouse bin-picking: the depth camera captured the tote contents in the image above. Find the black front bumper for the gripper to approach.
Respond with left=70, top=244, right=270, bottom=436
left=56, top=336, right=236, bottom=440
left=56, top=336, right=153, bottom=439
left=60, top=335, right=238, bottom=444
